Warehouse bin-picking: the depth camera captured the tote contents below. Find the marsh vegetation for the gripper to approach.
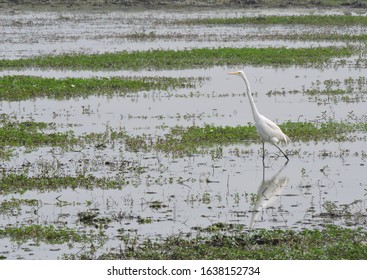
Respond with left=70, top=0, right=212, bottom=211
left=0, top=6, right=366, bottom=260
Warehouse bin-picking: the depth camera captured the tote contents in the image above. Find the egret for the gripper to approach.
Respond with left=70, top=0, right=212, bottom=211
left=228, top=71, right=290, bottom=164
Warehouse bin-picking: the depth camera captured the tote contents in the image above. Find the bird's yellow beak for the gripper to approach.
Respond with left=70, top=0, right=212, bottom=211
left=227, top=71, right=241, bottom=75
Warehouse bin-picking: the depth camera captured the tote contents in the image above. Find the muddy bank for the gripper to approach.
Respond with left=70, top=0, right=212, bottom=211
left=1, top=0, right=367, bottom=10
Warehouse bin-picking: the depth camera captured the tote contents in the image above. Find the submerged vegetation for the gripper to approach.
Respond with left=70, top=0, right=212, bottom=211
left=267, top=76, right=367, bottom=103
left=0, top=47, right=353, bottom=70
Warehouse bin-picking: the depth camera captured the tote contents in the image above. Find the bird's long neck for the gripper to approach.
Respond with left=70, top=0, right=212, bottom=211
left=241, top=75, right=260, bottom=121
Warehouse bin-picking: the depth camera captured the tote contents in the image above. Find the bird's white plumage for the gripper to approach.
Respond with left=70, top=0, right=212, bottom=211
left=256, top=114, right=289, bottom=145
left=228, top=70, right=290, bottom=163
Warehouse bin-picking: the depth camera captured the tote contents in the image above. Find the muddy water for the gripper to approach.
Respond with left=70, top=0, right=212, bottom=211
left=0, top=8, right=366, bottom=259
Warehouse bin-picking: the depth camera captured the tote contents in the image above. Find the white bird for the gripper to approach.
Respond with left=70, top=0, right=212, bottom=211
left=228, top=70, right=290, bottom=164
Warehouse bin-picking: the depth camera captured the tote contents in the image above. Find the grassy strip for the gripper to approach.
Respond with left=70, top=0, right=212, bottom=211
left=0, top=76, right=198, bottom=101
left=0, top=118, right=75, bottom=147
left=97, top=225, right=367, bottom=260
left=0, top=47, right=353, bottom=70
left=83, top=122, right=367, bottom=156
left=1, top=119, right=366, bottom=154
left=151, top=122, right=367, bottom=155
left=182, top=15, right=367, bottom=26
left=0, top=174, right=126, bottom=194
left=0, top=224, right=91, bottom=245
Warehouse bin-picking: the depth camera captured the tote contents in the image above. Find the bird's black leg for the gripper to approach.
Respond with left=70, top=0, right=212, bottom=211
left=274, top=144, right=289, bottom=163
left=262, top=142, right=265, bottom=167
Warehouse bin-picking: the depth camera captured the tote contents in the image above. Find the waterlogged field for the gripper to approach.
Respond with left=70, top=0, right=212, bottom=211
left=0, top=7, right=367, bottom=259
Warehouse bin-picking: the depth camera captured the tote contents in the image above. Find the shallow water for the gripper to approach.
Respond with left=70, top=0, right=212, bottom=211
left=0, top=8, right=366, bottom=259
left=1, top=66, right=366, bottom=136
left=1, top=140, right=366, bottom=259
left=1, top=9, right=365, bottom=59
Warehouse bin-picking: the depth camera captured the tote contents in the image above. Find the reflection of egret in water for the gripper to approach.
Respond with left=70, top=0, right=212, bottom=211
left=249, top=164, right=289, bottom=229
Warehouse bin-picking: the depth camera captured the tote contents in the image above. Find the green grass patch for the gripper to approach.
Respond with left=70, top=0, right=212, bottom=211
left=95, top=225, right=367, bottom=260
left=0, top=117, right=75, bottom=147
left=281, top=121, right=367, bottom=141
left=0, top=75, right=199, bottom=101
left=81, top=121, right=366, bottom=157
left=89, top=121, right=367, bottom=156
left=2, top=118, right=365, bottom=159
left=150, top=122, right=367, bottom=155
left=182, top=15, right=367, bottom=26
left=0, top=224, right=91, bottom=245
left=0, top=47, right=353, bottom=70
left=0, top=174, right=127, bottom=194
left=0, top=198, right=39, bottom=213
